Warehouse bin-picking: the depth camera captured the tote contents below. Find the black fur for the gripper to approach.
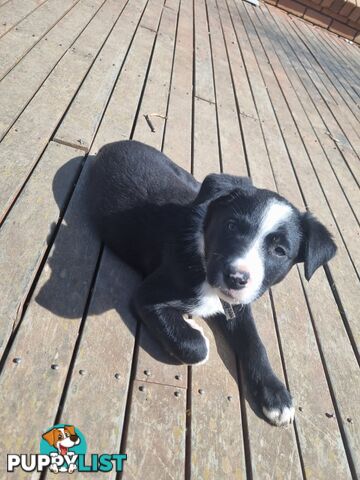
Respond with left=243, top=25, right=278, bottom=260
left=89, top=140, right=337, bottom=424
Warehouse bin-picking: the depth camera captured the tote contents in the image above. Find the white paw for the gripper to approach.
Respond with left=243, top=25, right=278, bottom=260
left=49, top=464, right=59, bottom=473
left=184, top=318, right=210, bottom=365
left=263, top=405, right=295, bottom=426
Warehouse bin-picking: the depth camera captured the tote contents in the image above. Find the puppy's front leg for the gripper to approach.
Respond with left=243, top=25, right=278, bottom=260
left=134, top=270, right=209, bottom=365
left=218, top=305, right=294, bottom=426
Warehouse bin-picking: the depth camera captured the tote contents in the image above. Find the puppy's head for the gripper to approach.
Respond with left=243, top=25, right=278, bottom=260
left=199, top=174, right=336, bottom=304
left=42, top=425, right=80, bottom=455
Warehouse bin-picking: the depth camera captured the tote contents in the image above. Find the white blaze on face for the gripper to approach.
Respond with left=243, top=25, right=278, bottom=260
left=56, top=428, right=77, bottom=452
left=229, top=200, right=293, bottom=304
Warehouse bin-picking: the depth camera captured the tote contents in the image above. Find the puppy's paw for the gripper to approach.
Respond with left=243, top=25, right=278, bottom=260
left=49, top=464, right=59, bottom=474
left=259, top=377, right=294, bottom=427
left=183, top=318, right=210, bottom=365
left=68, top=464, right=77, bottom=474
left=263, top=404, right=295, bottom=426
left=170, top=318, right=210, bottom=365
left=191, top=334, right=209, bottom=365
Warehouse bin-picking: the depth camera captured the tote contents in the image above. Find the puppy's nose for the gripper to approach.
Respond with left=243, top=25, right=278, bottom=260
left=225, top=269, right=250, bottom=289
left=70, top=435, right=78, bottom=442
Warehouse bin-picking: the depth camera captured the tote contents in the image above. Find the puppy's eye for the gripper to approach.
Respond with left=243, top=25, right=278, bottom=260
left=226, top=220, right=237, bottom=232
left=274, top=246, right=286, bottom=257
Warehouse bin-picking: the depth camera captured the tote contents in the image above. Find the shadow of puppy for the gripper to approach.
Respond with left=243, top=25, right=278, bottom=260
left=35, top=155, right=183, bottom=365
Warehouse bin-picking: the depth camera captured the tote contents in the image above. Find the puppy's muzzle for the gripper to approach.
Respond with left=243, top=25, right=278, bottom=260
left=225, top=268, right=250, bottom=290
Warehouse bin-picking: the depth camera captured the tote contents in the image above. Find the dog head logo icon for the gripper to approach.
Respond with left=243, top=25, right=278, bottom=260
left=41, top=425, right=83, bottom=473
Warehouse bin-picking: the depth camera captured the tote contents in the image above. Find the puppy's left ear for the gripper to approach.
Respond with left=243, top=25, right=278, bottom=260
left=297, top=212, right=337, bottom=281
left=194, top=173, right=253, bottom=205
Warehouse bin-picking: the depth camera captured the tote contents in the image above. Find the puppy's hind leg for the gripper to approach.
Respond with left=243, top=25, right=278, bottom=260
left=133, top=273, right=209, bottom=365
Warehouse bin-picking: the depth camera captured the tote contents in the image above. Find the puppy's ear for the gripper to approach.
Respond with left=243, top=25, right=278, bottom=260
left=203, top=190, right=238, bottom=231
left=297, top=212, right=337, bottom=281
left=194, top=173, right=253, bottom=204
left=65, top=425, right=76, bottom=436
left=42, top=429, right=56, bottom=446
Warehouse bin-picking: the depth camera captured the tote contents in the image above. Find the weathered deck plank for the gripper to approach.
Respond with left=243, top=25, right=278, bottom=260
left=194, top=0, right=216, bottom=103
left=53, top=0, right=148, bottom=151
left=0, top=0, right=120, bottom=141
left=0, top=0, right=80, bottom=80
left=206, top=0, right=247, bottom=176
left=92, top=22, right=159, bottom=152
left=247, top=296, right=303, bottom=480
left=0, top=0, right=48, bottom=38
left=162, top=0, right=193, bottom=172
left=0, top=0, right=144, bottom=222
left=133, top=2, right=179, bottom=147
left=0, top=142, right=83, bottom=357
left=124, top=381, right=186, bottom=480
left=59, top=252, right=140, bottom=480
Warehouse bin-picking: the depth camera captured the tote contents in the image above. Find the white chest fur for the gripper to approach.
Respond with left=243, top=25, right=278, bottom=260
left=189, top=282, right=224, bottom=318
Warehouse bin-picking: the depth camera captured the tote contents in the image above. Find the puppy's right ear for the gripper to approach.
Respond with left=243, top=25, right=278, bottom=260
left=42, top=429, right=56, bottom=446
left=297, top=212, right=337, bottom=281
left=64, top=425, right=76, bottom=436
left=194, top=173, right=253, bottom=204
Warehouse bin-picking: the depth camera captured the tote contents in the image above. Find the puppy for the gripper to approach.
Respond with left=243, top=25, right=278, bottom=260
left=42, top=425, right=80, bottom=473
left=89, top=140, right=336, bottom=426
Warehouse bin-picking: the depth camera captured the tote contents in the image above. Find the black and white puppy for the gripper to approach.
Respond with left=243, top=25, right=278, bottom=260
left=89, top=140, right=337, bottom=426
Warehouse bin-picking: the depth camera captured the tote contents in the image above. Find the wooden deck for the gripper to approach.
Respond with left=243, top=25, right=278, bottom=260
left=0, top=0, right=359, bottom=478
